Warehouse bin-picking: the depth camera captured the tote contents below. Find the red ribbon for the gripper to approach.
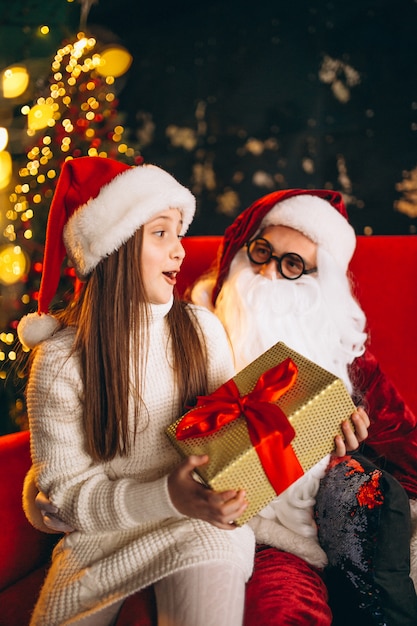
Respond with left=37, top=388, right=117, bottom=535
left=176, top=358, right=304, bottom=495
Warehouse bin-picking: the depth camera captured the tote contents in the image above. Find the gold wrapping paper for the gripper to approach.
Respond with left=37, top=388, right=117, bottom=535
left=166, top=342, right=356, bottom=525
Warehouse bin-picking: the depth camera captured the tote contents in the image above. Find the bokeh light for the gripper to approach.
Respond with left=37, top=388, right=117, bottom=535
left=0, top=245, right=29, bottom=286
left=2, top=66, right=30, bottom=99
left=27, top=103, right=55, bottom=131
left=0, top=151, right=12, bottom=190
left=0, top=128, right=8, bottom=152
left=97, top=46, right=133, bottom=77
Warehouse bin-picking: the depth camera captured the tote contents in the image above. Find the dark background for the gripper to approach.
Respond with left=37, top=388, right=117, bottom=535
left=1, top=0, right=417, bottom=236
left=88, top=0, right=417, bottom=236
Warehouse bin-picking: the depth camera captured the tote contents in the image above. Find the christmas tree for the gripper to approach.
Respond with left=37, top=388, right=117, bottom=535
left=0, top=31, right=141, bottom=433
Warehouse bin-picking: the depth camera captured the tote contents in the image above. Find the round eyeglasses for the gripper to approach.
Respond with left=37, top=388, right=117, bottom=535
left=246, top=237, right=317, bottom=281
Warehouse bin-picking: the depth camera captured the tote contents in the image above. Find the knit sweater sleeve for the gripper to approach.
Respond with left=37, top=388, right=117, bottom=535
left=26, top=331, right=182, bottom=533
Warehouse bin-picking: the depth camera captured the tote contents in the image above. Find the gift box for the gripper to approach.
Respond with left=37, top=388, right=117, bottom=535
left=166, top=342, right=356, bottom=525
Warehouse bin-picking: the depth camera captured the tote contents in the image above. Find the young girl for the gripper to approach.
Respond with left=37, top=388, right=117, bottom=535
left=17, top=156, right=255, bottom=626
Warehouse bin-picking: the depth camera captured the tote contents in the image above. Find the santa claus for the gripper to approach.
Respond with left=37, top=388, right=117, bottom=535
left=191, top=189, right=417, bottom=626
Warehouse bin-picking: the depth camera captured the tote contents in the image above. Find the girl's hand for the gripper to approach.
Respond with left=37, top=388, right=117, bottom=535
left=168, top=455, right=248, bottom=530
left=333, top=406, right=370, bottom=456
left=35, top=491, right=74, bottom=533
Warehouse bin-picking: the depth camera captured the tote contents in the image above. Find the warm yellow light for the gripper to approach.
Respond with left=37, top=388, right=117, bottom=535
left=97, top=47, right=133, bottom=78
left=0, top=151, right=12, bottom=190
left=0, top=128, right=8, bottom=151
left=0, top=245, right=29, bottom=285
left=2, top=66, right=29, bottom=98
left=28, top=103, right=55, bottom=130
left=0, top=332, right=14, bottom=345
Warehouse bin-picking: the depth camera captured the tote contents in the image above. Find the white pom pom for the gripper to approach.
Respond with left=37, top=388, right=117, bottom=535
left=17, top=312, right=60, bottom=349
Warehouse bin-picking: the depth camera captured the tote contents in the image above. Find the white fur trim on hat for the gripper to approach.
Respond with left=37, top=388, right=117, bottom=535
left=17, top=312, right=60, bottom=350
left=260, top=195, right=356, bottom=271
left=63, top=164, right=195, bottom=278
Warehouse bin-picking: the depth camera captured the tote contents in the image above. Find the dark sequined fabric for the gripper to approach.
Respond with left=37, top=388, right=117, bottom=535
left=315, top=453, right=417, bottom=626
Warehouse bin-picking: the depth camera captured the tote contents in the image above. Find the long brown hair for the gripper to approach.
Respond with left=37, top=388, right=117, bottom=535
left=58, top=227, right=208, bottom=461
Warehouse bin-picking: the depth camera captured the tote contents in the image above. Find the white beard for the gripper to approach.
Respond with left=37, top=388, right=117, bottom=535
left=192, top=247, right=368, bottom=560
left=214, top=248, right=367, bottom=395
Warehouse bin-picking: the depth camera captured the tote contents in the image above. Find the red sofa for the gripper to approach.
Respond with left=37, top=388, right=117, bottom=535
left=1, top=234, right=416, bottom=626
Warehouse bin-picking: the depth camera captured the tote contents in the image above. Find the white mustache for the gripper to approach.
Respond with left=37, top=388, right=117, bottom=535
left=234, top=267, right=321, bottom=316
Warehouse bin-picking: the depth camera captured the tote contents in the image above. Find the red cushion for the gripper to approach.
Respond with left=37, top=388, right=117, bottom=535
left=0, top=564, right=48, bottom=626
left=350, top=236, right=417, bottom=414
left=116, top=587, right=157, bottom=626
left=244, top=547, right=332, bottom=625
left=0, top=431, right=57, bottom=591
left=178, top=235, right=222, bottom=296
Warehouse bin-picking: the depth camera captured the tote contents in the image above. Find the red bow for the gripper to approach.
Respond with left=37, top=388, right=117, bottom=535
left=176, top=358, right=304, bottom=495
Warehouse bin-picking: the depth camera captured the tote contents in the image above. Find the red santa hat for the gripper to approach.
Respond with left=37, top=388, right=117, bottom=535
left=211, top=188, right=356, bottom=306
left=17, top=156, right=195, bottom=349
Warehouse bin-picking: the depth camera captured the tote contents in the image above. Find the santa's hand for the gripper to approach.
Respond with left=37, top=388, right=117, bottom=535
left=35, top=491, right=74, bottom=533
left=168, top=455, right=248, bottom=530
left=333, top=406, right=370, bottom=456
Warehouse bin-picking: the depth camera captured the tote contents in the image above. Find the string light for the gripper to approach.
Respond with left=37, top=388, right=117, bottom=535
left=1, top=31, right=140, bottom=376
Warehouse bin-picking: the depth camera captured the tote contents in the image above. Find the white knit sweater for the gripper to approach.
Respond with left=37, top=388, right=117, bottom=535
left=27, top=300, right=255, bottom=626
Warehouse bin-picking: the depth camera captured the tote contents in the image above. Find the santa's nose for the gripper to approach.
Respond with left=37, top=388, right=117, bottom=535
left=259, top=259, right=280, bottom=280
